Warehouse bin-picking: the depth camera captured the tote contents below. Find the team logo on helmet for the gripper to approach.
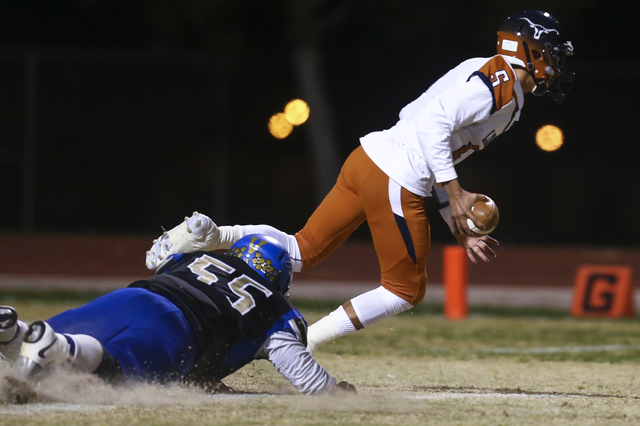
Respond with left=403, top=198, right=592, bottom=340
left=497, top=10, right=574, bottom=103
left=251, top=252, right=280, bottom=284
left=228, top=245, right=246, bottom=258
left=519, top=17, right=559, bottom=40
left=228, top=236, right=282, bottom=284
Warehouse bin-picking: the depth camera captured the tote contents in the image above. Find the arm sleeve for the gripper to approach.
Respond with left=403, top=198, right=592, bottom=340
left=439, top=205, right=455, bottom=232
left=416, top=77, right=494, bottom=183
left=258, top=330, right=337, bottom=395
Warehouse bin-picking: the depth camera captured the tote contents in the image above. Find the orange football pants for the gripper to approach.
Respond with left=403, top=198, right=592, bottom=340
left=294, top=146, right=430, bottom=305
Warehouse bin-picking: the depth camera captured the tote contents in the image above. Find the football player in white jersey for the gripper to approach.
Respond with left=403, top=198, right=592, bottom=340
left=145, top=11, right=574, bottom=354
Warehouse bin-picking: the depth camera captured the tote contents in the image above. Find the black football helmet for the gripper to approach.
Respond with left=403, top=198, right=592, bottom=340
left=497, top=10, right=574, bottom=103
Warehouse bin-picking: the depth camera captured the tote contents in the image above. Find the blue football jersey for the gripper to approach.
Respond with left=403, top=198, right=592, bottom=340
left=129, top=251, right=306, bottom=382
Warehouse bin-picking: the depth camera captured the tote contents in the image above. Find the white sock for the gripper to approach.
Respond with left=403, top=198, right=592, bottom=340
left=306, top=287, right=413, bottom=354
left=64, top=334, right=104, bottom=373
left=306, top=306, right=357, bottom=355
left=330, top=306, right=358, bottom=334
left=219, top=225, right=303, bottom=272
left=306, top=315, right=339, bottom=355
left=350, top=286, right=413, bottom=328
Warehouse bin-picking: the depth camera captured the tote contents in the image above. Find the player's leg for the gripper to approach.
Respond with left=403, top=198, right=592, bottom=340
left=98, top=289, right=197, bottom=382
left=332, top=179, right=429, bottom=338
left=209, top=193, right=365, bottom=272
left=146, top=214, right=304, bottom=271
left=294, top=146, right=372, bottom=269
left=146, top=211, right=220, bottom=269
left=215, top=223, right=304, bottom=271
left=147, top=147, right=369, bottom=273
left=366, top=178, right=430, bottom=305
left=17, top=288, right=196, bottom=382
left=15, top=292, right=129, bottom=378
left=0, top=306, right=28, bottom=362
left=307, top=285, right=413, bottom=353
left=14, top=320, right=104, bottom=377
left=237, top=147, right=368, bottom=355
left=307, top=154, right=429, bottom=353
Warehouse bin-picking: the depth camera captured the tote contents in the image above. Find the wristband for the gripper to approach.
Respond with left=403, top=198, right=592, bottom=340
left=431, top=186, right=450, bottom=209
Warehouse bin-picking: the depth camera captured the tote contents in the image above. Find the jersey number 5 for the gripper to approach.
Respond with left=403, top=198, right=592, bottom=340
left=188, top=254, right=273, bottom=315
left=491, top=69, right=510, bottom=87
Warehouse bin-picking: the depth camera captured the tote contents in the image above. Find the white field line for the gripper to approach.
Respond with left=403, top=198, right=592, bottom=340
left=488, top=344, right=640, bottom=354
left=0, top=403, right=114, bottom=415
left=0, top=392, right=559, bottom=415
left=407, top=392, right=559, bottom=400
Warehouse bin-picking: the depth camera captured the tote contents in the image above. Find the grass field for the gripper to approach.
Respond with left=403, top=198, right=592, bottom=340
left=1, top=291, right=640, bottom=425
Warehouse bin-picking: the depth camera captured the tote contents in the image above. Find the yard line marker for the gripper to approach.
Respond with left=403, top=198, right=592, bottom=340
left=408, top=392, right=558, bottom=400
left=488, top=344, right=640, bottom=354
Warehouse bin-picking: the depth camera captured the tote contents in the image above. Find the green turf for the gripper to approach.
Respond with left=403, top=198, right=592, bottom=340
left=4, top=293, right=640, bottom=364
left=0, top=289, right=108, bottom=303
left=290, top=297, right=572, bottom=318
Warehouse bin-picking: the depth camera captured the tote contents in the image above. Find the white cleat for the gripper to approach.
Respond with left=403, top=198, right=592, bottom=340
left=145, top=211, right=221, bottom=270
left=14, top=321, right=72, bottom=378
left=0, top=306, right=23, bottom=362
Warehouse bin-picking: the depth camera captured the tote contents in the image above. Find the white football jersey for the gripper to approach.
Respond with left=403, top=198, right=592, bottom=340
left=360, top=55, right=526, bottom=197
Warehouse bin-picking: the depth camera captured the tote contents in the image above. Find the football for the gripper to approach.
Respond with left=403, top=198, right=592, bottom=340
left=466, top=196, right=499, bottom=235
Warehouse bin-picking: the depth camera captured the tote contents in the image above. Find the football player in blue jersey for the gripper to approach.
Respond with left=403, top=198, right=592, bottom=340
left=0, top=235, right=355, bottom=395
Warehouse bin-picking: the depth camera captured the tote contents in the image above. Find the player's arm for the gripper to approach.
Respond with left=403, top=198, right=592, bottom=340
left=431, top=178, right=486, bottom=236
left=433, top=186, right=498, bottom=263
left=256, top=330, right=355, bottom=395
left=442, top=178, right=487, bottom=236
left=452, top=230, right=499, bottom=263
left=417, top=79, right=494, bottom=235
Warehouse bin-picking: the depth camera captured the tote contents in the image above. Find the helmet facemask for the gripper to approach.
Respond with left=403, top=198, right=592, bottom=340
left=541, top=41, right=575, bottom=103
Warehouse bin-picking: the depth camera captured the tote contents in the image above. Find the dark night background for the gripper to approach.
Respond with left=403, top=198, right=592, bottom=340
left=0, top=0, right=638, bottom=247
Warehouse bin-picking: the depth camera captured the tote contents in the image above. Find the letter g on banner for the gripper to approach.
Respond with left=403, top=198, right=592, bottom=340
left=571, top=265, right=634, bottom=318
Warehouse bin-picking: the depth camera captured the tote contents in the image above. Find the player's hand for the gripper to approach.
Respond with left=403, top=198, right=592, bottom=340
left=337, top=381, right=357, bottom=394
left=454, top=233, right=499, bottom=263
left=207, top=380, right=238, bottom=394
left=443, top=179, right=486, bottom=236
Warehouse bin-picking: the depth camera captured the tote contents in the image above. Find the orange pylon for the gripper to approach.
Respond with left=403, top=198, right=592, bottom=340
left=444, top=245, right=468, bottom=320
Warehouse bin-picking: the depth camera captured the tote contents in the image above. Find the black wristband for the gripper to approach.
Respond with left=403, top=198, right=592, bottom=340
left=431, top=186, right=450, bottom=209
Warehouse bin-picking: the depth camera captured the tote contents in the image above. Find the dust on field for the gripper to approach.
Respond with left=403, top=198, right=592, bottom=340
left=3, top=300, right=640, bottom=425
left=2, top=356, right=640, bottom=425
left=0, top=362, right=213, bottom=406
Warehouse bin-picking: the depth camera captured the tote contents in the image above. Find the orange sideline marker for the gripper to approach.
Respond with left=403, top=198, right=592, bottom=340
left=444, top=245, right=468, bottom=320
left=570, top=265, right=634, bottom=318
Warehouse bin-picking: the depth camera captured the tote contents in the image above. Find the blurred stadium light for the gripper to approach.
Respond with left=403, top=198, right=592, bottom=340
left=268, top=99, right=309, bottom=139
left=535, top=125, right=564, bottom=152
left=268, top=112, right=294, bottom=139
left=284, top=99, right=309, bottom=126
